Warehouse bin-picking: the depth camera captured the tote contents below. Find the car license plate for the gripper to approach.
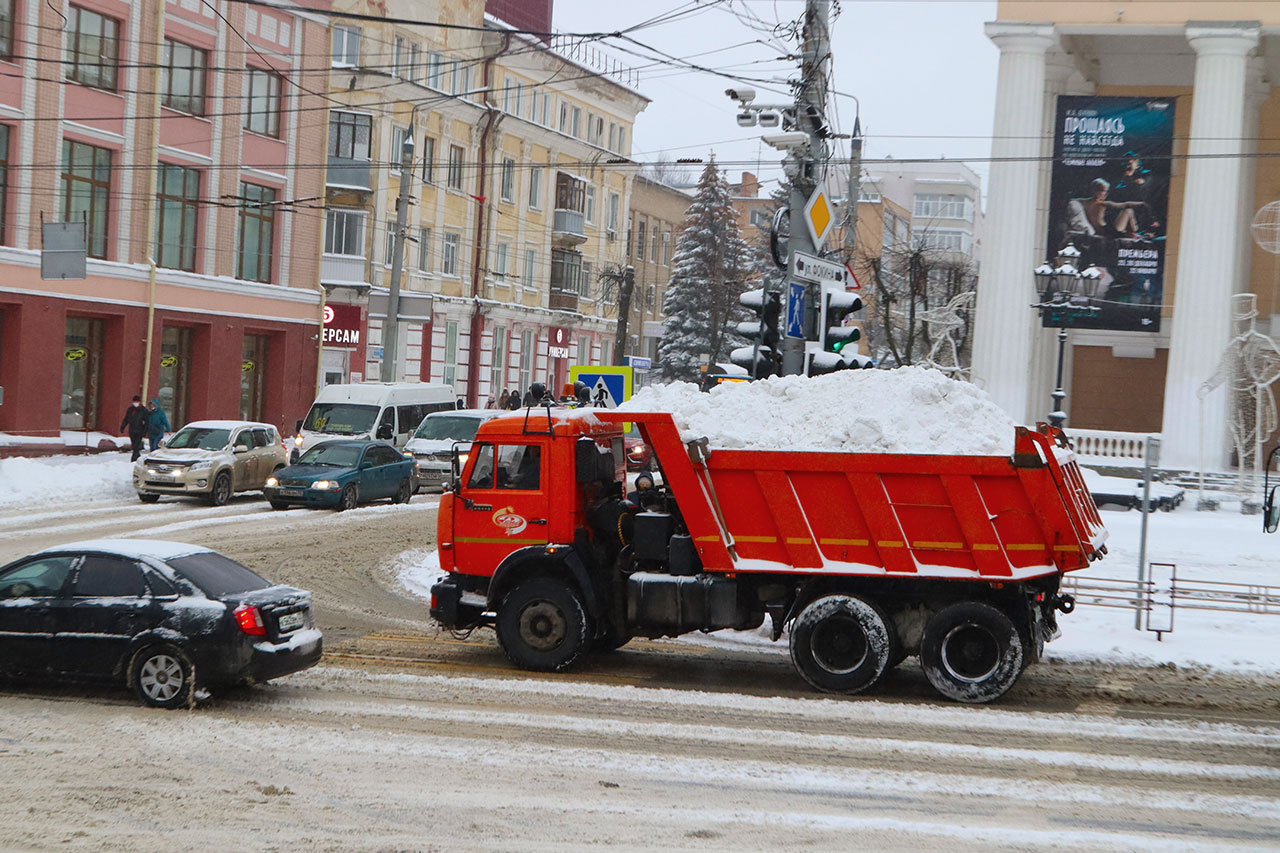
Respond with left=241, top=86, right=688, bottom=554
left=279, top=488, right=302, bottom=497
left=278, top=611, right=305, bottom=632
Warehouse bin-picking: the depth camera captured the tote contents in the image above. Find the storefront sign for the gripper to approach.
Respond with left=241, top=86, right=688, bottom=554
left=323, top=303, right=362, bottom=348
left=548, top=326, right=571, bottom=359
left=1044, top=95, right=1175, bottom=332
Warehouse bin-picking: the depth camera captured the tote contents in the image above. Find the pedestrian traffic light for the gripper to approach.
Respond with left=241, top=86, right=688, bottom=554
left=808, top=287, right=874, bottom=375
left=729, top=288, right=782, bottom=379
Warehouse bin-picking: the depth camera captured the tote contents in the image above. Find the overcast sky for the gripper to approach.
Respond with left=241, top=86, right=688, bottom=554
left=551, top=0, right=1000, bottom=197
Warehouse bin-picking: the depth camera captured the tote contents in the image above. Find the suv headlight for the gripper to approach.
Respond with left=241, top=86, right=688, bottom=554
left=189, top=460, right=213, bottom=472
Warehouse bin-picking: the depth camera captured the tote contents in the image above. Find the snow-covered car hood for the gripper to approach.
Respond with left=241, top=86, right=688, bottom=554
left=404, top=438, right=462, bottom=455
left=137, top=447, right=227, bottom=465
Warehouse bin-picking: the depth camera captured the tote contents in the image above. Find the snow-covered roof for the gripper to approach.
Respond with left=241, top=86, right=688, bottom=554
left=37, top=539, right=215, bottom=561
left=180, top=420, right=273, bottom=431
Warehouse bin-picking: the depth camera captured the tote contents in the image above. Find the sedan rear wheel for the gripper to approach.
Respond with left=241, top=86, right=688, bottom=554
left=392, top=478, right=413, bottom=504
left=337, top=483, right=359, bottom=511
left=129, top=645, right=195, bottom=709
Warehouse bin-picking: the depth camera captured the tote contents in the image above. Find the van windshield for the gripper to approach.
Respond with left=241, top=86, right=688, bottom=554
left=303, top=403, right=378, bottom=435
left=414, top=415, right=484, bottom=441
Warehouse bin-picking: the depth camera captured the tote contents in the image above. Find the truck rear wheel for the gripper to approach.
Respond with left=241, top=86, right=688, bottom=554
left=920, top=601, right=1024, bottom=704
left=789, top=594, right=892, bottom=694
left=496, top=578, right=589, bottom=672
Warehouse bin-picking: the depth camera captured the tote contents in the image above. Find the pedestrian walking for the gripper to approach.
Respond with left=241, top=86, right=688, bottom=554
left=484, top=393, right=496, bottom=409
left=120, top=395, right=150, bottom=462
left=497, top=389, right=510, bottom=410
left=146, top=398, right=170, bottom=451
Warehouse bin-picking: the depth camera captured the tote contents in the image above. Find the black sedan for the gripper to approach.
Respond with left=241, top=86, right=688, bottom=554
left=0, top=540, right=322, bottom=708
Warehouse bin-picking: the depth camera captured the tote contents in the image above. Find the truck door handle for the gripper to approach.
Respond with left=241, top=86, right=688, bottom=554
left=529, top=518, right=547, bottom=525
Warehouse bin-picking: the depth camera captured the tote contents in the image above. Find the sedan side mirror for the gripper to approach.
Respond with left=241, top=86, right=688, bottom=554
left=1266, top=486, right=1280, bottom=534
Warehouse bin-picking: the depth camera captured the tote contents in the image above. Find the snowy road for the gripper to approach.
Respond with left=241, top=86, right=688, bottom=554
left=1, top=665, right=1278, bottom=851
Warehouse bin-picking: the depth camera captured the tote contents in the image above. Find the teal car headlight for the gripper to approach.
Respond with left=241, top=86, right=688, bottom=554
left=312, top=480, right=342, bottom=491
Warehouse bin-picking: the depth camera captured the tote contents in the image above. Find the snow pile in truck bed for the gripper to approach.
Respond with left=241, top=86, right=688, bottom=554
left=617, top=367, right=1018, bottom=455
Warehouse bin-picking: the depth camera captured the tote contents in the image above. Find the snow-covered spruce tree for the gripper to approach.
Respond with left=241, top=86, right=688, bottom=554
left=657, top=160, right=752, bottom=383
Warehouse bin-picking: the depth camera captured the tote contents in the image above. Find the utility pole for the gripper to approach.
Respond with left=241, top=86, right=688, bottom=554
left=380, top=120, right=414, bottom=382
left=844, top=116, right=862, bottom=267
left=612, top=265, right=635, bottom=365
left=780, top=0, right=832, bottom=376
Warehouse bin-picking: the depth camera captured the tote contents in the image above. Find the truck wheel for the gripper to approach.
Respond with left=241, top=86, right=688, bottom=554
left=496, top=578, right=589, bottom=672
left=789, top=594, right=892, bottom=694
left=920, top=601, right=1024, bottom=704
left=207, top=472, right=232, bottom=507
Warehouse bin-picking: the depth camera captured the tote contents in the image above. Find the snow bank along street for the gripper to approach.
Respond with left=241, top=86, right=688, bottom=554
left=618, top=366, right=1019, bottom=455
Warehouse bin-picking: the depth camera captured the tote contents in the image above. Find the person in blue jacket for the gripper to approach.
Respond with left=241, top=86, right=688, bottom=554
left=146, top=398, right=170, bottom=451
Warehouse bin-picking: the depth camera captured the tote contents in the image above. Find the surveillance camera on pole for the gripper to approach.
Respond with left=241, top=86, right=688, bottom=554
left=725, top=86, right=757, bottom=105
left=736, top=111, right=758, bottom=128
left=757, top=110, right=781, bottom=129
left=762, top=132, right=810, bottom=152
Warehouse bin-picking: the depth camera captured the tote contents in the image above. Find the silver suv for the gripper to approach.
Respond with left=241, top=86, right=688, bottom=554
left=404, top=409, right=501, bottom=492
left=133, top=421, right=290, bottom=506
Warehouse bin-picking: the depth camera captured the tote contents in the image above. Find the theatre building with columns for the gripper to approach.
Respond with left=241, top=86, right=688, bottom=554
left=971, top=2, right=1280, bottom=470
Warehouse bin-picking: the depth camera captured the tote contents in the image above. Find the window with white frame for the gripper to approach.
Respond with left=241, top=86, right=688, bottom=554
left=390, top=125, right=408, bottom=174
left=550, top=249, right=581, bottom=294
left=616, top=127, right=626, bottom=154
left=514, top=82, right=524, bottom=117
left=324, top=209, right=365, bottom=256
left=518, top=329, right=534, bottom=394
left=913, top=193, right=974, bottom=222
left=442, top=232, right=460, bottom=275
left=576, top=336, right=589, bottom=365
left=586, top=112, right=596, bottom=143
left=500, top=157, right=515, bottom=202
left=916, top=228, right=971, bottom=254
left=539, top=93, right=550, bottom=126
left=442, top=320, right=459, bottom=387
left=502, top=78, right=514, bottom=113
left=490, top=326, right=506, bottom=393
left=522, top=248, right=536, bottom=288
left=581, top=261, right=593, bottom=299
left=559, top=102, right=569, bottom=134
left=332, top=25, right=360, bottom=67
left=749, top=208, right=768, bottom=227
left=244, top=67, right=282, bottom=137
left=528, top=167, right=542, bottom=210
left=661, top=230, right=670, bottom=265
left=607, top=192, right=619, bottom=234
left=494, top=241, right=509, bottom=277
left=421, top=135, right=435, bottom=183
left=409, top=44, right=421, bottom=82
left=393, top=37, right=407, bottom=78
left=383, top=216, right=395, bottom=265
left=427, top=53, right=443, bottom=89
left=417, top=226, right=431, bottom=271
left=584, top=184, right=596, bottom=226
left=571, top=106, right=581, bottom=138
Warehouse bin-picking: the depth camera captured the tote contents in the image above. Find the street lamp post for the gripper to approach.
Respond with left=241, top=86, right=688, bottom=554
left=1031, top=244, right=1103, bottom=428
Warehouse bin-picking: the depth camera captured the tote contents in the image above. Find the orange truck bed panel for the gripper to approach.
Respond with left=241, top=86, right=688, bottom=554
left=598, top=412, right=1107, bottom=581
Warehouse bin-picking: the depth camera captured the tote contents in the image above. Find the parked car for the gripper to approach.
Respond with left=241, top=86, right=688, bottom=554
left=292, top=382, right=456, bottom=461
left=405, top=409, right=503, bottom=492
left=624, top=424, right=653, bottom=471
left=0, top=540, right=322, bottom=708
left=133, top=421, right=289, bottom=506
left=265, top=440, right=417, bottom=510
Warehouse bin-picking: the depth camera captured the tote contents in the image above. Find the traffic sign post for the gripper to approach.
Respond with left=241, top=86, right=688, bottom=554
left=790, top=251, right=849, bottom=286
left=569, top=365, right=633, bottom=410
left=802, top=187, right=834, bottom=251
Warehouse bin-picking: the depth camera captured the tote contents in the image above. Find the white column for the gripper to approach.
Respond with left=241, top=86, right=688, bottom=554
left=971, top=23, right=1055, bottom=420
left=1160, top=23, right=1259, bottom=470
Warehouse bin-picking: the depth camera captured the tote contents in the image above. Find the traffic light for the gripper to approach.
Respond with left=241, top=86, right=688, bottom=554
left=729, top=288, right=782, bottom=379
left=808, top=287, right=874, bottom=375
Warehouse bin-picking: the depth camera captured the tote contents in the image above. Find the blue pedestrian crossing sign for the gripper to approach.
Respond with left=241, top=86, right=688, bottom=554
left=569, top=365, right=632, bottom=409
left=785, top=281, right=806, bottom=340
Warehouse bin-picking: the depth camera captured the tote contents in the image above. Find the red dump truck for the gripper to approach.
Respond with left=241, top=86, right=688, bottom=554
left=430, top=407, right=1107, bottom=703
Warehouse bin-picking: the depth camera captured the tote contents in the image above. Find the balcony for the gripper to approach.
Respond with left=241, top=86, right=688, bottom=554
left=549, top=288, right=579, bottom=312
left=321, top=254, right=369, bottom=289
left=327, top=155, right=372, bottom=192
left=552, top=208, right=586, bottom=247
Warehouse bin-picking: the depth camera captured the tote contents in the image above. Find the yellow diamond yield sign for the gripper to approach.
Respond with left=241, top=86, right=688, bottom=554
left=803, top=187, right=834, bottom=249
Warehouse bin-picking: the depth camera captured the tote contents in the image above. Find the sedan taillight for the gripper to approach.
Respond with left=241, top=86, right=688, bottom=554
left=234, top=604, right=266, bottom=636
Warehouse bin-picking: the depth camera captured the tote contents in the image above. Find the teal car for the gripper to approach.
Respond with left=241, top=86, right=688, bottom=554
left=263, top=440, right=416, bottom=511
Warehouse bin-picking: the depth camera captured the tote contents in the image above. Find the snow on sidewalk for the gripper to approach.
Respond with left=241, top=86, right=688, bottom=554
left=0, top=453, right=136, bottom=508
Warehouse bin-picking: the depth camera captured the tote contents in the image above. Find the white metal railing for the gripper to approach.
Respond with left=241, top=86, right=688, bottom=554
left=1069, top=429, right=1156, bottom=464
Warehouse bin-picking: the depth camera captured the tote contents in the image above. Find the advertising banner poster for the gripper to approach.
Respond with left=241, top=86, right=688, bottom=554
left=1044, top=95, right=1175, bottom=332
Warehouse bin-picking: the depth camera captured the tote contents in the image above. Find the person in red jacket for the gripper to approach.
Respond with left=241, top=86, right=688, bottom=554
left=120, top=395, right=150, bottom=462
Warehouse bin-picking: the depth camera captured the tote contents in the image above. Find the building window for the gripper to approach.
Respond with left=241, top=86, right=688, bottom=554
left=0, top=124, right=10, bottom=245
left=581, top=261, right=593, bottom=299
left=0, top=0, right=13, bottom=60
left=559, top=102, right=568, bottom=134
left=442, top=231, right=459, bottom=276
left=421, top=135, right=436, bottom=183
left=332, top=25, right=360, bottom=67
left=616, top=127, right=626, bottom=154
left=244, top=68, right=282, bottom=137
left=500, top=157, right=515, bottom=203
left=393, top=36, right=407, bottom=78
left=636, top=221, right=646, bottom=264
left=447, top=144, right=464, bottom=190
left=240, top=334, right=269, bottom=422
left=749, top=208, right=768, bottom=228
left=60, top=139, right=111, bottom=260
left=329, top=111, right=371, bottom=160
left=491, top=326, right=506, bottom=393
left=408, top=43, right=422, bottom=82
left=324, top=209, right=364, bottom=256
left=161, top=40, right=206, bottom=116
left=155, top=163, right=200, bottom=272
left=626, top=221, right=632, bottom=257
left=417, top=226, right=431, bottom=271
left=913, top=193, right=973, bottom=222
left=584, top=184, right=596, bottom=226
left=528, top=167, right=542, bottom=210
left=236, top=183, right=276, bottom=282
left=442, top=320, right=459, bottom=387
left=550, top=249, right=581, bottom=294
left=661, top=231, right=670, bottom=265
left=554, top=172, right=585, bottom=213
left=494, top=241, right=509, bottom=277
left=916, top=228, right=972, bottom=254
left=651, top=229, right=658, bottom=262
left=66, top=6, right=118, bottom=91
left=607, top=192, right=620, bottom=234
left=571, top=106, right=581, bottom=139
left=453, top=63, right=471, bottom=97
left=522, top=248, right=536, bottom=288
left=390, top=125, right=408, bottom=174
left=427, top=52, right=443, bottom=89
left=576, top=336, right=589, bottom=366
left=383, top=215, right=395, bottom=265
left=519, top=329, right=534, bottom=394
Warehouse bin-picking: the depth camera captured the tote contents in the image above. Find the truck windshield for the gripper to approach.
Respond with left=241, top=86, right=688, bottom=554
left=415, top=416, right=483, bottom=441
left=165, top=427, right=231, bottom=450
left=297, top=444, right=362, bottom=468
left=303, top=403, right=378, bottom=435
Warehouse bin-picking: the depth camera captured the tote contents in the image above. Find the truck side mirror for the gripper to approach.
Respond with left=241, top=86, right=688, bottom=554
left=1266, top=486, right=1280, bottom=534
left=575, top=437, right=598, bottom=484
